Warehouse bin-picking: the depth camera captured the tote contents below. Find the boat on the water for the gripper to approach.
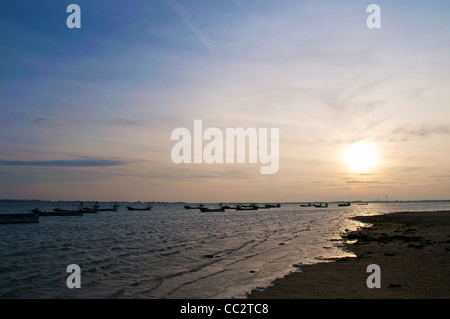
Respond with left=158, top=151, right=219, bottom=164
left=127, top=204, right=152, bottom=211
left=222, top=205, right=236, bottom=209
left=199, top=206, right=225, bottom=212
left=313, top=203, right=328, bottom=208
left=0, top=213, right=40, bottom=224
left=81, top=206, right=99, bottom=213
left=32, top=208, right=83, bottom=216
left=265, top=203, right=281, bottom=208
left=33, top=202, right=86, bottom=216
left=184, top=204, right=204, bottom=210
left=236, top=204, right=258, bottom=211
left=300, top=203, right=313, bottom=207
left=94, top=202, right=119, bottom=211
left=54, top=207, right=95, bottom=213
left=199, top=204, right=225, bottom=212
left=338, top=202, right=351, bottom=207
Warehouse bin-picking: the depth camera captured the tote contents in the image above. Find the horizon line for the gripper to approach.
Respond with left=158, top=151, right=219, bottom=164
left=1, top=199, right=450, bottom=203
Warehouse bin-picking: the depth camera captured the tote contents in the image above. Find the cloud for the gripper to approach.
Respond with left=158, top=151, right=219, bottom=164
left=0, top=158, right=129, bottom=167
left=33, top=118, right=49, bottom=124
left=345, top=180, right=383, bottom=184
left=298, top=79, right=388, bottom=116
left=370, top=124, right=450, bottom=143
left=390, top=124, right=450, bottom=140
left=330, top=123, right=450, bottom=144
left=165, top=0, right=215, bottom=53
left=32, top=117, right=141, bottom=126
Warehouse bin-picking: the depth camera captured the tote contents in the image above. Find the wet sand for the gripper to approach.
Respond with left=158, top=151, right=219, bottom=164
left=248, top=211, right=450, bottom=299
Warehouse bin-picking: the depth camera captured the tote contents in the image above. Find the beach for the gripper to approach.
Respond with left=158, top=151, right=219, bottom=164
left=248, top=210, right=450, bottom=299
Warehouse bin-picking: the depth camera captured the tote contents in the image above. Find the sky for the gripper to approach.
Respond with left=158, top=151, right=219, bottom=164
left=1, top=0, right=450, bottom=202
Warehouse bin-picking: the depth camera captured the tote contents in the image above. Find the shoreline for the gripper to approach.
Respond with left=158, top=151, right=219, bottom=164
left=248, top=210, right=450, bottom=299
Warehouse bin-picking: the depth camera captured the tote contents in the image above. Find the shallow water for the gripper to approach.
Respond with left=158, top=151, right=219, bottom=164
left=1, top=201, right=449, bottom=299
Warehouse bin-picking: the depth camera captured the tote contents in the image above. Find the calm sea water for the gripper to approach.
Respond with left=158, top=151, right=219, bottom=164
left=1, top=201, right=449, bottom=299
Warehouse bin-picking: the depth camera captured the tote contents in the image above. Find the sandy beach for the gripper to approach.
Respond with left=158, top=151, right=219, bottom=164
left=249, top=211, right=450, bottom=299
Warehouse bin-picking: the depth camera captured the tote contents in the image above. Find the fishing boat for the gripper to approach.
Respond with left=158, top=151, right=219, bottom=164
left=199, top=204, right=225, bottom=212
left=184, top=204, right=204, bottom=209
left=33, top=202, right=85, bottom=216
left=0, top=213, right=40, bottom=224
left=251, top=204, right=272, bottom=209
left=313, top=203, right=328, bottom=208
left=338, top=202, right=351, bottom=207
left=54, top=207, right=94, bottom=213
left=199, top=207, right=225, bottom=212
left=222, top=205, right=236, bottom=209
left=236, top=204, right=258, bottom=211
left=300, top=203, right=313, bottom=207
left=127, top=204, right=152, bottom=211
left=265, top=203, right=281, bottom=208
left=81, top=206, right=99, bottom=213
left=94, top=202, right=119, bottom=211
left=32, top=208, right=83, bottom=216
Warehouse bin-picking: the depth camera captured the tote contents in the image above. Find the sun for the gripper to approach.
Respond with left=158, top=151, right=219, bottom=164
left=344, top=142, right=377, bottom=172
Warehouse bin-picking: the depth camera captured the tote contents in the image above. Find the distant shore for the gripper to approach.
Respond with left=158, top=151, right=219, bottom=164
left=248, top=210, right=450, bottom=298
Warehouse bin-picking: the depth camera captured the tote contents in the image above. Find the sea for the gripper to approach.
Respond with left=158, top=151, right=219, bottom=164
left=1, top=200, right=449, bottom=299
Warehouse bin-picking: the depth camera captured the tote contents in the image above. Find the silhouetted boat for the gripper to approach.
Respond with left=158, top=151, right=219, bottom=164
left=314, top=203, right=328, bottom=208
left=300, top=203, right=313, bottom=207
left=32, top=208, right=83, bottom=216
left=81, top=206, right=99, bottom=213
left=54, top=207, right=96, bottom=213
left=338, top=202, right=351, bottom=207
left=0, top=213, right=40, bottom=224
left=265, top=203, right=281, bottom=208
left=199, top=207, right=225, bottom=212
left=199, top=204, right=225, bottom=212
left=56, top=206, right=96, bottom=213
left=222, top=205, right=236, bottom=209
left=94, top=202, right=119, bottom=211
left=34, top=202, right=86, bottom=216
left=236, top=204, right=258, bottom=211
left=185, top=204, right=204, bottom=209
left=127, top=204, right=152, bottom=211
left=250, top=204, right=274, bottom=209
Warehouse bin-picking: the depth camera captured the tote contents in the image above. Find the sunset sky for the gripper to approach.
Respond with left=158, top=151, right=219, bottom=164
left=1, top=0, right=449, bottom=202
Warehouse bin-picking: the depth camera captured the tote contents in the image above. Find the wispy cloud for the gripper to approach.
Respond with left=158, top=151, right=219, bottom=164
left=390, top=124, right=450, bottom=140
left=165, top=0, right=215, bottom=53
left=33, top=118, right=49, bottom=124
left=345, top=180, right=383, bottom=184
left=231, top=0, right=265, bottom=29
left=0, top=158, right=129, bottom=167
left=32, top=117, right=141, bottom=126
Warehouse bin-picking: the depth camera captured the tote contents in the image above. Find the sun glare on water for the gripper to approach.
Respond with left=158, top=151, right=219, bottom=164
left=344, top=142, right=377, bottom=172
